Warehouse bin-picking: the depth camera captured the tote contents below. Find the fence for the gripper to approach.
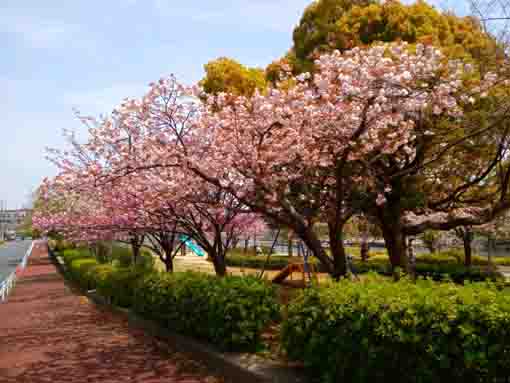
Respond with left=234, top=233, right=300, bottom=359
left=0, top=241, right=34, bottom=302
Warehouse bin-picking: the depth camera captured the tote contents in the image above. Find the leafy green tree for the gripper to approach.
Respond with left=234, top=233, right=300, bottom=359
left=200, top=57, right=267, bottom=97
left=290, top=0, right=500, bottom=72
left=292, top=0, right=373, bottom=73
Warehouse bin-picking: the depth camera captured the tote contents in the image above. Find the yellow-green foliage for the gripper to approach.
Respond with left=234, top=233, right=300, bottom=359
left=291, top=0, right=499, bottom=72
left=200, top=57, right=267, bottom=97
left=292, top=0, right=372, bottom=72
left=282, top=275, right=510, bottom=382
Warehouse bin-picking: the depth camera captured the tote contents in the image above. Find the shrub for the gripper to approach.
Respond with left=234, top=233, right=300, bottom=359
left=69, top=258, right=100, bottom=290
left=97, top=267, right=147, bottom=307
left=137, top=249, right=155, bottom=270
left=50, top=239, right=76, bottom=252
left=281, top=275, right=510, bottom=382
left=134, top=272, right=280, bottom=351
left=226, top=252, right=501, bottom=282
left=110, top=245, right=135, bottom=267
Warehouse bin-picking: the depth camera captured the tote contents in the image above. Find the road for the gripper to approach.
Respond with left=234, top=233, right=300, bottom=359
left=0, top=240, right=32, bottom=282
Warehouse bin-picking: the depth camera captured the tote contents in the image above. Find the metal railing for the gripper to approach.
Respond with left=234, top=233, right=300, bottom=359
left=0, top=241, right=34, bottom=303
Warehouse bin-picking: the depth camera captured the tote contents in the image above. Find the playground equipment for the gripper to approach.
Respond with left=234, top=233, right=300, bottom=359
left=179, top=235, right=206, bottom=257
left=272, top=243, right=317, bottom=286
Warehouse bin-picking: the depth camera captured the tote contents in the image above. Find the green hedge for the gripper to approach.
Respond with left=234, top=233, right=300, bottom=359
left=282, top=275, right=510, bottom=382
left=133, top=272, right=280, bottom=351
left=226, top=254, right=298, bottom=270
left=353, top=260, right=502, bottom=283
left=412, top=249, right=510, bottom=267
left=225, top=252, right=501, bottom=282
left=96, top=267, right=146, bottom=307
left=58, top=248, right=279, bottom=351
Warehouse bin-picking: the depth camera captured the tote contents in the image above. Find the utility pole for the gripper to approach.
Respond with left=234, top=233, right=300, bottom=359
left=0, top=200, right=4, bottom=241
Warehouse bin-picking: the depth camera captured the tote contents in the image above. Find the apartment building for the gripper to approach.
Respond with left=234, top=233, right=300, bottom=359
left=0, top=209, right=31, bottom=231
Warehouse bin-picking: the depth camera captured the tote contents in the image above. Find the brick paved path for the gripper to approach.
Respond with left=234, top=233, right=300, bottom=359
left=0, top=242, right=224, bottom=383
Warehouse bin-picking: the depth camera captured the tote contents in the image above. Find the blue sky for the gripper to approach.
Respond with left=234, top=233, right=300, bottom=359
left=1, top=0, right=468, bottom=208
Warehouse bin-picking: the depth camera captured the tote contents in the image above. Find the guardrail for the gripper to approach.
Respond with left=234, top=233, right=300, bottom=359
left=0, top=241, right=34, bottom=303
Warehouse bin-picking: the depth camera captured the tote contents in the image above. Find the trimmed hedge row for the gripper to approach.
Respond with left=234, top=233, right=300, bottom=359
left=282, top=275, right=510, bottom=383
left=58, top=248, right=280, bottom=351
left=353, top=259, right=502, bottom=283
left=133, top=272, right=280, bottom=351
left=226, top=251, right=502, bottom=282
left=59, top=248, right=138, bottom=306
left=226, top=254, right=302, bottom=270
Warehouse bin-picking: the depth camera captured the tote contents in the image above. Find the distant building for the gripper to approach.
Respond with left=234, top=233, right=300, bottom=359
left=0, top=209, right=31, bottom=231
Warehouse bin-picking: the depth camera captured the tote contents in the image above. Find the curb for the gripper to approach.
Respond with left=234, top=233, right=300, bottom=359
left=48, top=246, right=309, bottom=383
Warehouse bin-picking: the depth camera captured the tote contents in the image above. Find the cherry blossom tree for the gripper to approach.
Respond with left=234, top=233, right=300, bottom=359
left=36, top=42, right=508, bottom=280
left=36, top=78, right=265, bottom=276
left=181, top=43, right=503, bottom=277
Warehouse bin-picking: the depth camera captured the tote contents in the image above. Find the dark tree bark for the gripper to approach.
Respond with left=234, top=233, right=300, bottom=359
left=376, top=199, right=407, bottom=271
left=381, top=223, right=407, bottom=271
left=329, top=229, right=347, bottom=280
left=360, top=231, right=369, bottom=262
left=463, top=228, right=474, bottom=267
left=244, top=238, right=249, bottom=254
left=288, top=233, right=294, bottom=257
left=210, top=251, right=227, bottom=276
left=159, top=234, right=175, bottom=272
left=130, top=240, right=141, bottom=265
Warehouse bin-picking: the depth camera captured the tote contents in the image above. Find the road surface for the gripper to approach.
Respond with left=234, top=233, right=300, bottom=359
left=0, top=240, right=31, bottom=282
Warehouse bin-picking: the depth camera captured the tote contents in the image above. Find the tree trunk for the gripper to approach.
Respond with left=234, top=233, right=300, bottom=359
left=463, top=230, right=473, bottom=267
left=380, top=220, right=407, bottom=271
left=360, top=230, right=369, bottom=262
left=287, top=231, right=293, bottom=257
left=210, top=251, right=227, bottom=276
left=376, top=198, right=407, bottom=273
left=329, top=230, right=347, bottom=280
left=131, top=242, right=141, bottom=266
left=164, top=255, right=174, bottom=272
left=407, top=237, right=416, bottom=280
left=290, top=223, right=335, bottom=277
left=160, top=237, right=175, bottom=272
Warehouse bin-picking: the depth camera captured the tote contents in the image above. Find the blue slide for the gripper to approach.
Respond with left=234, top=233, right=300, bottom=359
left=179, top=235, right=206, bottom=257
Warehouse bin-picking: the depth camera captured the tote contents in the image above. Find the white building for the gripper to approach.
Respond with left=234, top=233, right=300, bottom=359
left=0, top=209, right=31, bottom=232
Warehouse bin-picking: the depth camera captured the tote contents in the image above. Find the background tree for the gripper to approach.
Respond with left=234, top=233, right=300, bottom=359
left=200, top=57, right=267, bottom=96
left=290, top=0, right=501, bottom=73
left=453, top=226, right=475, bottom=266
left=291, top=0, right=373, bottom=73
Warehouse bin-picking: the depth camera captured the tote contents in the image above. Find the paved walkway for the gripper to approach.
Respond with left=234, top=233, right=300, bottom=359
left=0, top=242, right=224, bottom=383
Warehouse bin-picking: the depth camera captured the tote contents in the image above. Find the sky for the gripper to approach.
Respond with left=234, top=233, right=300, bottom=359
left=0, top=0, right=470, bottom=208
